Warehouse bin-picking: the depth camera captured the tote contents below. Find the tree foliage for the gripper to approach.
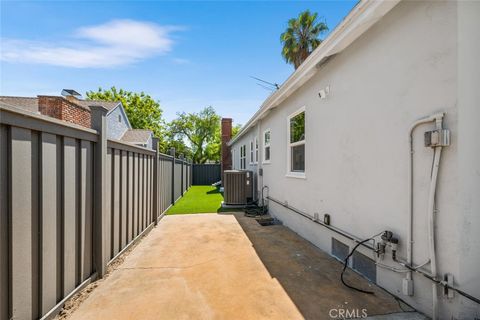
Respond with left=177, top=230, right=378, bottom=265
left=86, top=87, right=166, bottom=147
left=86, top=87, right=239, bottom=162
left=280, top=10, right=328, bottom=69
left=168, top=106, right=222, bottom=163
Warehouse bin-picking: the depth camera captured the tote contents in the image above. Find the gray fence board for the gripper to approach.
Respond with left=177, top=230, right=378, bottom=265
left=112, top=149, right=120, bottom=257
left=174, top=162, right=182, bottom=201
left=120, top=151, right=127, bottom=250
left=133, top=154, right=138, bottom=237
left=40, top=133, right=58, bottom=315
left=127, top=152, right=134, bottom=243
left=63, top=137, right=77, bottom=296
left=0, top=125, right=8, bottom=320
left=105, top=149, right=112, bottom=266
left=79, top=140, right=93, bottom=281
left=10, top=127, right=34, bottom=319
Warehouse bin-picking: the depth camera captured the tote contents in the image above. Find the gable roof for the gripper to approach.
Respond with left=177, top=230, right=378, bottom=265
left=76, top=100, right=121, bottom=113
left=121, top=129, right=152, bottom=144
left=228, top=0, right=400, bottom=146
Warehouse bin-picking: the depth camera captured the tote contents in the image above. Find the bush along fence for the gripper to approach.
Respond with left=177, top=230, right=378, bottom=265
left=0, top=104, right=192, bottom=320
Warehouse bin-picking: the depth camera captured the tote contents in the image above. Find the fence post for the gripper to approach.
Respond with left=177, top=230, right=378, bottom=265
left=152, top=138, right=159, bottom=225
left=170, top=147, right=175, bottom=205
left=90, top=105, right=108, bottom=278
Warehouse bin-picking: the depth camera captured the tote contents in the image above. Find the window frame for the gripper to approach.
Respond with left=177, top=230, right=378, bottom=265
left=254, top=136, right=259, bottom=163
left=263, top=129, right=271, bottom=164
left=286, top=106, right=306, bottom=178
left=249, top=140, right=254, bottom=164
left=240, top=144, right=246, bottom=169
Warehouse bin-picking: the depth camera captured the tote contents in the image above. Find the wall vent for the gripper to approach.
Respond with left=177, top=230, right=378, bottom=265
left=352, top=251, right=377, bottom=283
left=331, top=238, right=349, bottom=262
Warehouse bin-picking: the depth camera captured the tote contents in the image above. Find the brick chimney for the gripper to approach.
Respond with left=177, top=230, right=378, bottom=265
left=38, top=95, right=91, bottom=128
left=221, top=118, right=233, bottom=179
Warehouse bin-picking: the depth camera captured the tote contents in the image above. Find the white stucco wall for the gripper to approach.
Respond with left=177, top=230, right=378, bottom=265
left=231, top=1, right=479, bottom=318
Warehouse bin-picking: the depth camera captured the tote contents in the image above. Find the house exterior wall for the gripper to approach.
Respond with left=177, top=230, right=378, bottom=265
left=231, top=1, right=479, bottom=318
left=106, top=106, right=130, bottom=140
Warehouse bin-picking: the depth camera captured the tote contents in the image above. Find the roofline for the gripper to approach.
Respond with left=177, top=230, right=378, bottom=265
left=228, top=0, right=400, bottom=146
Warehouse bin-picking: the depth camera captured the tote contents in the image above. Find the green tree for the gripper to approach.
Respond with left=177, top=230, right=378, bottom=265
left=86, top=87, right=166, bottom=147
left=204, top=123, right=242, bottom=163
left=169, top=106, right=221, bottom=163
left=280, top=10, right=328, bottom=69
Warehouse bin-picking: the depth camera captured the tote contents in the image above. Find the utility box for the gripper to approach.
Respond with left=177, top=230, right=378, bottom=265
left=223, top=170, right=253, bottom=205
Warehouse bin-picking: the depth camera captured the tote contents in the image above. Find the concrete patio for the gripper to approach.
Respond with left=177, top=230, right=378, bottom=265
left=68, top=213, right=419, bottom=319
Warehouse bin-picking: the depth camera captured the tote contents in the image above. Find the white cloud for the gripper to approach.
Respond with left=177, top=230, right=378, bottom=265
left=1, top=19, right=181, bottom=68
left=172, top=58, right=190, bottom=65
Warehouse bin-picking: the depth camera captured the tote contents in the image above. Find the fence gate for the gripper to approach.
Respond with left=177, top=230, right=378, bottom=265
left=192, top=164, right=221, bottom=185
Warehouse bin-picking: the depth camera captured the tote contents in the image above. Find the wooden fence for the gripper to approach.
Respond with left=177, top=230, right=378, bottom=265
left=192, top=163, right=221, bottom=185
left=0, top=104, right=191, bottom=320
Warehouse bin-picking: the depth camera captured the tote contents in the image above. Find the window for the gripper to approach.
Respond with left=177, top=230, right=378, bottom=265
left=255, top=137, right=259, bottom=163
left=263, top=129, right=271, bottom=163
left=240, top=145, right=246, bottom=169
left=118, top=114, right=122, bottom=122
left=250, top=140, right=254, bottom=164
left=287, top=108, right=305, bottom=176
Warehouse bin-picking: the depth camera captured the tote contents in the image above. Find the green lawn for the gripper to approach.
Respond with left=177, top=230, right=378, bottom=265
left=166, top=185, right=224, bottom=215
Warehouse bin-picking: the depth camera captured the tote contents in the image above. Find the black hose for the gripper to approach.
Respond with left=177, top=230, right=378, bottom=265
left=340, top=237, right=377, bottom=295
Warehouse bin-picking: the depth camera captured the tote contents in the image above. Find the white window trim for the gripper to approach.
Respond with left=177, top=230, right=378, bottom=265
left=249, top=140, right=254, bottom=165
left=240, top=144, right=246, bottom=170
left=263, top=128, right=271, bottom=164
left=254, top=136, right=259, bottom=164
left=286, top=106, right=306, bottom=178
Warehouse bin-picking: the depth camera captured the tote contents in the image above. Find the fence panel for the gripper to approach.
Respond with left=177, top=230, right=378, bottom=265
left=106, top=140, right=155, bottom=263
left=192, top=164, right=221, bottom=185
left=158, top=155, right=173, bottom=215
left=174, top=160, right=182, bottom=201
left=0, top=105, right=191, bottom=320
left=0, top=106, right=98, bottom=320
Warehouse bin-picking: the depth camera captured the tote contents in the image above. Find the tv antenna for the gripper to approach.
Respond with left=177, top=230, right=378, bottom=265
left=250, top=76, right=280, bottom=91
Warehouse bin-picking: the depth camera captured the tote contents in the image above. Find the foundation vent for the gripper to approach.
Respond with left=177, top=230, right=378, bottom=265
left=331, top=238, right=349, bottom=262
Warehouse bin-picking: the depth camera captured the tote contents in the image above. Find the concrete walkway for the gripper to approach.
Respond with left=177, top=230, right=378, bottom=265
left=69, top=213, right=414, bottom=320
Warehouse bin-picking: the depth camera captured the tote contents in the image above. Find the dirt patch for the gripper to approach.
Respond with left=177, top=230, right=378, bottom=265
left=54, top=230, right=151, bottom=320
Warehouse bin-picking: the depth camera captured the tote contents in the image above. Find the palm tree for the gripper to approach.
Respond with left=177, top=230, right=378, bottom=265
left=281, top=10, right=328, bottom=69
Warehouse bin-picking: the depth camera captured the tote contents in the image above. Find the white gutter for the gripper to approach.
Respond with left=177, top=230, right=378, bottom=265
left=228, top=0, right=400, bottom=147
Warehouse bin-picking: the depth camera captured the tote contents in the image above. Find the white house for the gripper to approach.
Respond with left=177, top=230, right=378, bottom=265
left=228, top=1, right=480, bottom=319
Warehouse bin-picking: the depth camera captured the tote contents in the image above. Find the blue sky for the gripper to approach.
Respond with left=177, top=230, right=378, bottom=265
left=1, top=1, right=356, bottom=125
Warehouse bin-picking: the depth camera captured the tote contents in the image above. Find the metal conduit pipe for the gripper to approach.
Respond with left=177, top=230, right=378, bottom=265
left=406, top=112, right=445, bottom=291
left=428, top=117, right=445, bottom=320
left=266, top=195, right=375, bottom=251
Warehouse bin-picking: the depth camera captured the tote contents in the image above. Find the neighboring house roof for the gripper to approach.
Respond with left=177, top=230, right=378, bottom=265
left=0, top=96, right=40, bottom=113
left=228, top=0, right=400, bottom=146
left=121, top=129, right=152, bottom=144
left=76, top=100, right=121, bottom=113
left=0, top=96, right=121, bottom=114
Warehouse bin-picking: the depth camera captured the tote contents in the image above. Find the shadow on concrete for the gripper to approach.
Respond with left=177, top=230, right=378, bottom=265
left=223, top=212, right=415, bottom=320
